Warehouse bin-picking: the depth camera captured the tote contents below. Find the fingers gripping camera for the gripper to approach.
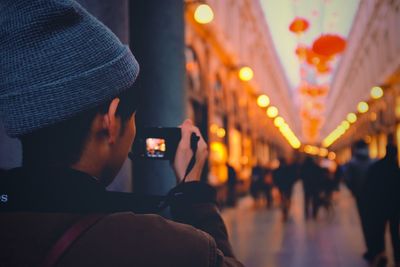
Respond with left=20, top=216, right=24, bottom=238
left=129, top=120, right=208, bottom=183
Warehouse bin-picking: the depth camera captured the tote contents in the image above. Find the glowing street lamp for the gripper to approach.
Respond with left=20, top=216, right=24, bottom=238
left=341, top=120, right=350, bottom=130
left=267, top=106, right=278, bottom=118
left=371, top=86, right=383, bottom=99
left=257, top=95, right=270, bottom=108
left=357, top=101, right=369, bottom=113
left=328, top=151, right=336, bottom=160
left=274, top=116, right=285, bottom=127
left=194, top=4, right=214, bottom=24
left=210, top=123, right=218, bottom=133
left=217, top=128, right=226, bottom=138
left=346, top=113, right=357, bottom=123
left=238, top=66, right=254, bottom=81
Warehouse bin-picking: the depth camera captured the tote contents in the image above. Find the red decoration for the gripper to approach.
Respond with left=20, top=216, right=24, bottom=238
left=312, top=34, right=346, bottom=57
left=299, top=85, right=328, bottom=97
left=295, top=45, right=308, bottom=61
left=316, top=62, right=331, bottom=74
left=289, top=18, right=310, bottom=34
left=305, top=48, right=330, bottom=66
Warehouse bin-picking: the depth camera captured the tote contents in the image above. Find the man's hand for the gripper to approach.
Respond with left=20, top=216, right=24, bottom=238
left=172, top=119, right=208, bottom=183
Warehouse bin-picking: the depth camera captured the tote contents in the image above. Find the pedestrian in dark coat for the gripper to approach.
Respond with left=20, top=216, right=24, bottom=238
left=273, top=158, right=297, bottom=221
left=226, top=163, right=238, bottom=207
left=343, top=140, right=375, bottom=261
left=300, top=157, right=322, bottom=219
left=250, top=164, right=265, bottom=204
left=0, top=1, right=244, bottom=266
left=364, top=144, right=400, bottom=266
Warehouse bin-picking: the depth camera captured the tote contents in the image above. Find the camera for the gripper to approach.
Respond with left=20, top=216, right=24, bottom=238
left=131, top=127, right=182, bottom=160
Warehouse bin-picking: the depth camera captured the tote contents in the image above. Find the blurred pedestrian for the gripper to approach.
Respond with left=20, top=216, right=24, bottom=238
left=273, top=158, right=297, bottom=221
left=250, top=164, right=265, bottom=207
left=316, top=167, right=335, bottom=218
left=263, top=166, right=274, bottom=209
left=300, top=157, right=322, bottom=219
left=344, top=140, right=375, bottom=262
left=364, top=144, right=400, bottom=267
left=226, top=162, right=238, bottom=207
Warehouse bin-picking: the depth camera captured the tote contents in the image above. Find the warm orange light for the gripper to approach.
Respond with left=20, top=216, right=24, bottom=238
left=319, top=148, right=329, bottom=157
left=341, top=121, right=350, bottom=130
left=396, top=97, right=400, bottom=118
left=370, top=112, right=377, bottom=121
left=210, top=124, right=219, bottom=134
left=267, top=106, right=278, bottom=118
left=371, top=86, right=383, bottom=99
left=238, top=66, right=254, bottom=81
left=347, top=113, right=357, bottom=123
left=304, top=145, right=313, bottom=154
left=217, top=128, right=226, bottom=138
left=357, top=101, right=369, bottom=113
left=304, top=145, right=320, bottom=155
left=328, top=151, right=336, bottom=160
left=194, top=4, right=214, bottom=24
left=291, top=140, right=301, bottom=149
left=210, top=142, right=227, bottom=164
left=274, top=116, right=285, bottom=127
left=257, top=95, right=270, bottom=108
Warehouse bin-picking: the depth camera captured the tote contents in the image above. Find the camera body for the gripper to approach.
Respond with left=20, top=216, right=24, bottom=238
left=132, top=127, right=181, bottom=160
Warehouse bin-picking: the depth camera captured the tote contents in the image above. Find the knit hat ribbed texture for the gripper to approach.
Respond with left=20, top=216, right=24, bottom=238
left=0, top=0, right=140, bottom=137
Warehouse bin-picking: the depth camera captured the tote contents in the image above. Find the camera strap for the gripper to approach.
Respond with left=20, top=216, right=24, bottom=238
left=181, top=133, right=200, bottom=183
left=157, top=133, right=200, bottom=211
left=41, top=214, right=106, bottom=267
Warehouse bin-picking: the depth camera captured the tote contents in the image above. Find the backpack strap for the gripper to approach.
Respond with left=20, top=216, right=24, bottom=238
left=41, top=214, right=106, bottom=267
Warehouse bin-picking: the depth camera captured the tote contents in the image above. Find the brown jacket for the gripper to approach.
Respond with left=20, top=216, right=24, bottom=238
left=0, top=167, right=244, bottom=267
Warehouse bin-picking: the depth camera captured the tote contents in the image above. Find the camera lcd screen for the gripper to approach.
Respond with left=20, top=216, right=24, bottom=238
left=146, top=138, right=166, bottom=158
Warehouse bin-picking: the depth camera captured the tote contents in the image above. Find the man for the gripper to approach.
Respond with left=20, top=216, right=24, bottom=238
left=250, top=164, right=264, bottom=206
left=273, top=158, right=297, bottom=221
left=300, top=156, right=322, bottom=219
left=364, top=144, right=400, bottom=267
left=226, top=162, right=238, bottom=207
left=343, top=140, right=374, bottom=262
left=0, top=1, right=244, bottom=266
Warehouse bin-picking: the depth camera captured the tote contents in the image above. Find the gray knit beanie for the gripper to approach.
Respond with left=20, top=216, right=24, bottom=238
left=0, top=0, right=140, bottom=137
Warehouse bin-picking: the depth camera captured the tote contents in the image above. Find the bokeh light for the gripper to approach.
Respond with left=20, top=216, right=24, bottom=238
left=238, top=66, right=254, bottom=81
left=266, top=106, right=279, bottom=118
left=257, top=95, right=270, bottom=108
left=370, top=86, right=383, bottom=99
left=194, top=4, right=214, bottom=24
left=357, top=101, right=369, bottom=113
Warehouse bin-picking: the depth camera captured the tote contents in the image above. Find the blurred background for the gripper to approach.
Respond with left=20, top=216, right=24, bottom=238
left=1, top=0, right=399, bottom=266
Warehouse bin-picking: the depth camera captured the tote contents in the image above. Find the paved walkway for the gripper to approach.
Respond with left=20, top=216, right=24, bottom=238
left=221, top=182, right=375, bottom=267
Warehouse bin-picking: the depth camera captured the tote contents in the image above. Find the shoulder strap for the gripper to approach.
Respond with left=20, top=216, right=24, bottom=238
left=41, top=214, right=106, bottom=267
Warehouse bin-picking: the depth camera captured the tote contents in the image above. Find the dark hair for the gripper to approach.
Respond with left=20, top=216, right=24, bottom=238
left=20, top=87, right=138, bottom=167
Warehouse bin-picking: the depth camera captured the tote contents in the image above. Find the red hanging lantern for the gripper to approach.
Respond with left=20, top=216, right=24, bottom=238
left=289, top=17, right=310, bottom=34
left=312, top=34, right=346, bottom=57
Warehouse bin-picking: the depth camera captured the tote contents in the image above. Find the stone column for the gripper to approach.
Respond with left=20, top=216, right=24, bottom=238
left=129, top=0, right=185, bottom=195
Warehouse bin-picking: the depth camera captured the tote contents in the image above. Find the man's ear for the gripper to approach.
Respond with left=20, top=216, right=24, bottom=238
left=103, top=98, right=120, bottom=144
